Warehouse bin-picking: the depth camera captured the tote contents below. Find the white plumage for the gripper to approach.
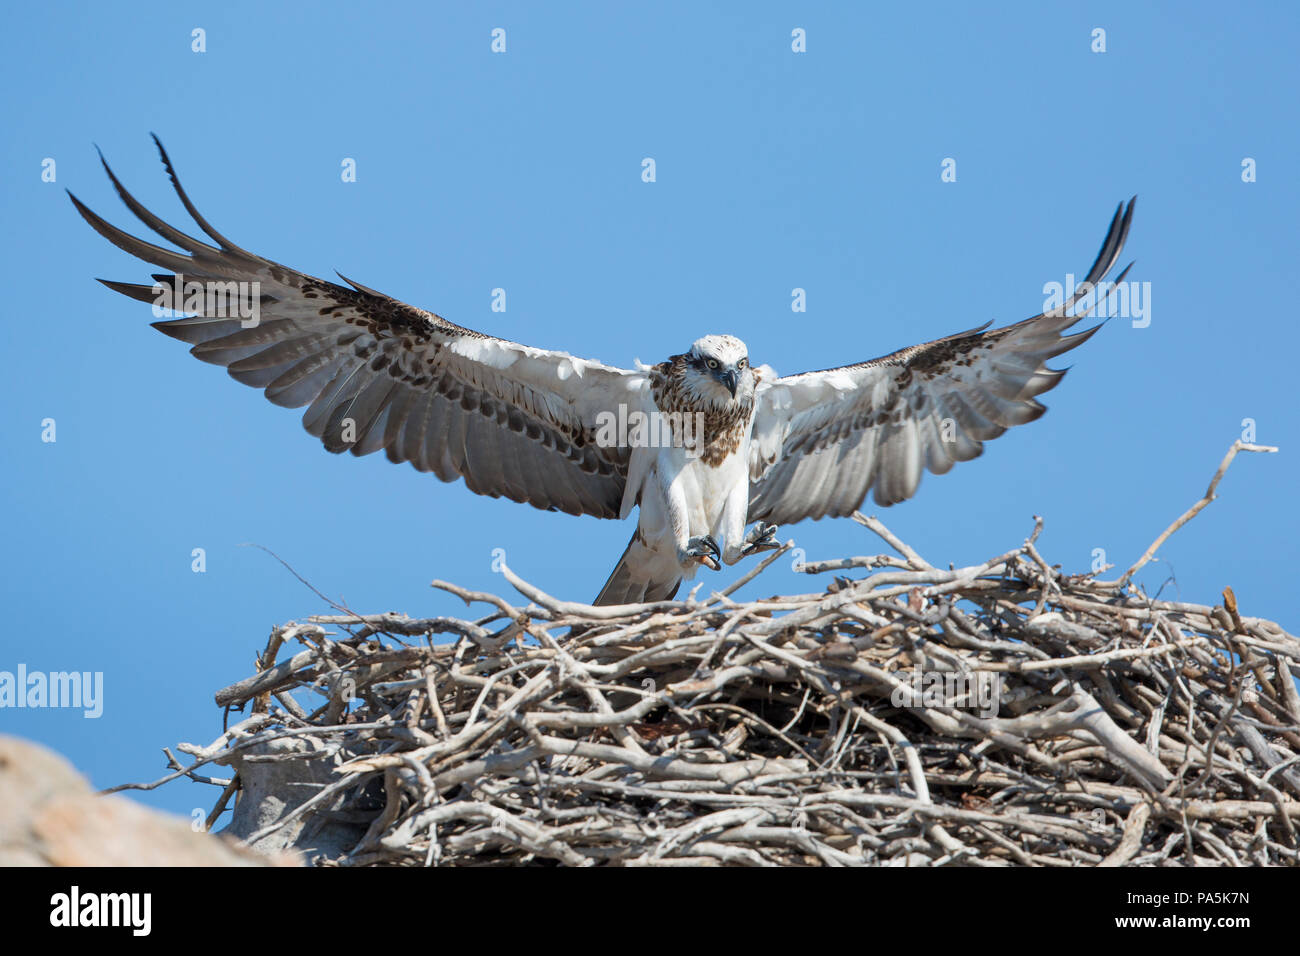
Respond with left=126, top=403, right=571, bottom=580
left=73, top=138, right=1134, bottom=605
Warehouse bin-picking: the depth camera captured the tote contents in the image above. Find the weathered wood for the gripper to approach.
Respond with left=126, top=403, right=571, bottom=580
left=116, top=443, right=1294, bottom=867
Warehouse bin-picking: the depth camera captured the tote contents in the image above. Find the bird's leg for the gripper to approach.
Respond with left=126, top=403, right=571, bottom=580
left=718, top=479, right=753, bottom=566
left=679, top=535, right=721, bottom=572
left=739, top=522, right=780, bottom=558
left=659, top=469, right=721, bottom=572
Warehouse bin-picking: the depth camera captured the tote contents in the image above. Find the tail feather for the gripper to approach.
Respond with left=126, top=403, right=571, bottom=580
left=594, top=532, right=681, bottom=606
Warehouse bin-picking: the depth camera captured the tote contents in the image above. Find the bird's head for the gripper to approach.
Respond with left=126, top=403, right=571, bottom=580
left=682, top=334, right=754, bottom=407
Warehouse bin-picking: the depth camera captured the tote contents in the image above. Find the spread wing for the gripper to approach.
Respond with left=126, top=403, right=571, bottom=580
left=749, top=198, right=1135, bottom=525
left=70, top=137, right=644, bottom=519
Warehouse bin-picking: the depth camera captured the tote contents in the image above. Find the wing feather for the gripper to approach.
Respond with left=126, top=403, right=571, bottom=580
left=750, top=199, right=1135, bottom=522
left=73, top=140, right=646, bottom=519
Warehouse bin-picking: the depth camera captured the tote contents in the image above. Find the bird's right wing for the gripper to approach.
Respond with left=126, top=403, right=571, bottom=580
left=72, top=138, right=647, bottom=518
left=749, top=199, right=1135, bottom=525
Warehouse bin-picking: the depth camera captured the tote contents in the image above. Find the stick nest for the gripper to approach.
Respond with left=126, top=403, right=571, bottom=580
left=130, top=444, right=1298, bottom=866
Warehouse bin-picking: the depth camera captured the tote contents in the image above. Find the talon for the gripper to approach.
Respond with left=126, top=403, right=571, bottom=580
left=741, top=522, right=780, bottom=557
left=682, top=534, right=722, bottom=571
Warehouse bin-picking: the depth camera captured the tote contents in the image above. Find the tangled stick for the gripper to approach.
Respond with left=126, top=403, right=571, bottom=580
left=115, top=442, right=1294, bottom=866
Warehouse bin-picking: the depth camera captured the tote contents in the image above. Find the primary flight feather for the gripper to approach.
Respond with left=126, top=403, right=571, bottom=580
left=72, top=138, right=1134, bottom=605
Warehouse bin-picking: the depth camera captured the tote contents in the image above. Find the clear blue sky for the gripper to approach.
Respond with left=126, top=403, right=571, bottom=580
left=2, top=2, right=1296, bottom=821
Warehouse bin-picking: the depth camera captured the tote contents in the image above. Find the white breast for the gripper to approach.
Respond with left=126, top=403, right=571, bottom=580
left=660, top=438, right=749, bottom=537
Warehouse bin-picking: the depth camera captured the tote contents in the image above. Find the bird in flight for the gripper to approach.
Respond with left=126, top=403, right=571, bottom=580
left=72, top=138, right=1134, bottom=605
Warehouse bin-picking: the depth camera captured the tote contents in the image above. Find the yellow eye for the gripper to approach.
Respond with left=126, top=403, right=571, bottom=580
left=738, top=358, right=748, bottom=369
left=707, top=359, right=718, bottom=369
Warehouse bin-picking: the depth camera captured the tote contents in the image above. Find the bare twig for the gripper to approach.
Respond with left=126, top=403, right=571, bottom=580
left=1112, top=441, right=1278, bottom=587
left=121, top=444, right=1291, bottom=867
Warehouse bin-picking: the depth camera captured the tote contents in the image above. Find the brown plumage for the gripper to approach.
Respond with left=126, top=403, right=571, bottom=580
left=72, top=137, right=1135, bottom=607
left=650, top=354, right=755, bottom=467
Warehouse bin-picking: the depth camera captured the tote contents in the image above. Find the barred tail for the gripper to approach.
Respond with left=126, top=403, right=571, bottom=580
left=594, top=532, right=682, bottom=606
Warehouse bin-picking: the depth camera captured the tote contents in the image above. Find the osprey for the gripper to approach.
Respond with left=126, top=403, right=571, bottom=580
left=72, top=139, right=1134, bottom=605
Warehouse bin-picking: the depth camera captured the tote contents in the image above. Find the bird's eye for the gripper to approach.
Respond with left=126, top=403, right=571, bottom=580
left=707, top=359, right=718, bottom=369
left=738, top=358, right=748, bottom=369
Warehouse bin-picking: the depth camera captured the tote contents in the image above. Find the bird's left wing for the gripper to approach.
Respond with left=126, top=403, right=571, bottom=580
left=70, top=138, right=645, bottom=519
left=749, top=198, right=1135, bottom=525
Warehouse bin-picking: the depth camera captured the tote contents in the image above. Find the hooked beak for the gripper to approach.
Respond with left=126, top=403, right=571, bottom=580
left=719, top=368, right=738, bottom=397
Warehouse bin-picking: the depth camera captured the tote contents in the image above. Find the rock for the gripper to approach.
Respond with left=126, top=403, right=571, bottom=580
left=0, top=734, right=297, bottom=866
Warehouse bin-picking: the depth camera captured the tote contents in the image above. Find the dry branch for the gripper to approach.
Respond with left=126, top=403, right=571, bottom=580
left=128, top=443, right=1293, bottom=866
